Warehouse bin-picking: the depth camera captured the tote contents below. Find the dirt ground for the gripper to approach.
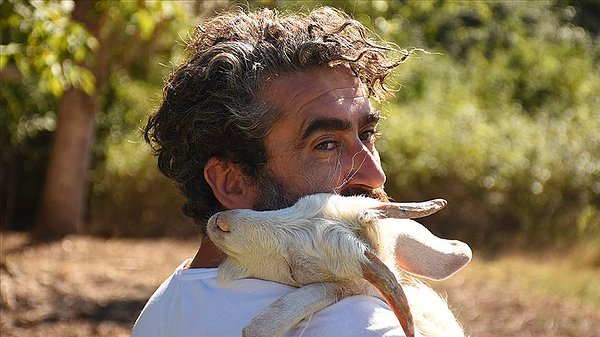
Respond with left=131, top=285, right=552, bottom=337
left=1, top=232, right=599, bottom=337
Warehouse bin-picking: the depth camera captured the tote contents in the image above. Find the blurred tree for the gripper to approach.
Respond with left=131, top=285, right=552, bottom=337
left=2, top=0, right=598, bottom=245
left=557, top=0, right=600, bottom=37
left=33, top=0, right=102, bottom=237
left=1, top=0, right=198, bottom=237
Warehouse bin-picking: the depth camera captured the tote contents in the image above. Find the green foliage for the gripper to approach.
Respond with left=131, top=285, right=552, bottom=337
left=1, top=0, right=197, bottom=234
left=379, top=65, right=600, bottom=245
left=1, top=1, right=83, bottom=165
left=3, top=0, right=599, bottom=245
left=1, top=0, right=96, bottom=96
left=250, top=0, right=600, bottom=246
left=85, top=2, right=198, bottom=236
left=88, top=77, right=194, bottom=237
left=89, top=144, right=193, bottom=237
left=374, top=1, right=600, bottom=246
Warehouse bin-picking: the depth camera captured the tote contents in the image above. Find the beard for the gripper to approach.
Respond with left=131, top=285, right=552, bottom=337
left=252, top=169, right=300, bottom=211
left=252, top=168, right=390, bottom=211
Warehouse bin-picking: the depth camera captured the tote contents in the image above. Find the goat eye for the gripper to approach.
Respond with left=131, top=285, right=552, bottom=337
left=359, top=209, right=378, bottom=224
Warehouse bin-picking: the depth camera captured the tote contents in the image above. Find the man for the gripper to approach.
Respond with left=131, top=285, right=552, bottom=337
left=132, top=6, right=410, bottom=336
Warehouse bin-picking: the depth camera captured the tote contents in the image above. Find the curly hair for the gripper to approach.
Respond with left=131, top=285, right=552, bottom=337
left=144, top=6, right=408, bottom=232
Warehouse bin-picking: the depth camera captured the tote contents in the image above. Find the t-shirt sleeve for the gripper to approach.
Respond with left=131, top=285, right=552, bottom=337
left=131, top=267, right=416, bottom=337
left=131, top=274, right=180, bottom=337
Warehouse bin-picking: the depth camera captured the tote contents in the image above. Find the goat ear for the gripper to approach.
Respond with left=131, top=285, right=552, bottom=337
left=379, top=219, right=472, bottom=280
left=217, top=258, right=249, bottom=284
left=373, top=199, right=447, bottom=219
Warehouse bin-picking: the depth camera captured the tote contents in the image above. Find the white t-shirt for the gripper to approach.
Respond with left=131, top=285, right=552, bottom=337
left=131, top=260, right=409, bottom=337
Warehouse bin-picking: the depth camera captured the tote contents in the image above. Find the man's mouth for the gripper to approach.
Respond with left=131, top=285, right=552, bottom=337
left=340, top=187, right=389, bottom=202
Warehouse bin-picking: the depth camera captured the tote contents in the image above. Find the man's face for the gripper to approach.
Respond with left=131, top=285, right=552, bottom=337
left=253, top=66, right=387, bottom=210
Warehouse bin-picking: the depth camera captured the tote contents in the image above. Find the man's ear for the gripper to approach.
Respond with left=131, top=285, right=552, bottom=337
left=204, top=157, right=256, bottom=210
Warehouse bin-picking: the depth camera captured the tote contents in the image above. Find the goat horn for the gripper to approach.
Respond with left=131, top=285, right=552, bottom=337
left=362, top=250, right=414, bottom=337
left=373, top=198, right=447, bottom=219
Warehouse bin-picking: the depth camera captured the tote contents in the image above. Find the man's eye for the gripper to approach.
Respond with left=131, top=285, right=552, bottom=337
left=359, top=130, right=376, bottom=143
left=315, top=141, right=337, bottom=151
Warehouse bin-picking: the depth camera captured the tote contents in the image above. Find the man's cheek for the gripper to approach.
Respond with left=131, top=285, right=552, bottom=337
left=307, top=161, right=342, bottom=187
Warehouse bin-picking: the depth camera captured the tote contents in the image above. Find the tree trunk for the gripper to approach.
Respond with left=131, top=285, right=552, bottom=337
left=34, top=89, right=97, bottom=237
left=33, top=0, right=101, bottom=238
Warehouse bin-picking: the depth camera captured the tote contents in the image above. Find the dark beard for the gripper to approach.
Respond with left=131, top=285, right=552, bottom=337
left=252, top=169, right=390, bottom=211
left=340, top=186, right=390, bottom=202
left=252, top=169, right=300, bottom=211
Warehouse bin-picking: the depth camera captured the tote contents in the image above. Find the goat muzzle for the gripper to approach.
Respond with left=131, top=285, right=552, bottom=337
left=362, top=250, right=414, bottom=337
left=208, top=212, right=230, bottom=232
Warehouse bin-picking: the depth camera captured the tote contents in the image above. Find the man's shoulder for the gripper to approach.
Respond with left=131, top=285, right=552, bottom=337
left=285, top=295, right=404, bottom=337
left=133, top=268, right=404, bottom=337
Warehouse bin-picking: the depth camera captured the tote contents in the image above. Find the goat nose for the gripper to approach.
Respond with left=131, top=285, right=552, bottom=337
left=214, top=213, right=230, bottom=232
left=218, top=222, right=230, bottom=232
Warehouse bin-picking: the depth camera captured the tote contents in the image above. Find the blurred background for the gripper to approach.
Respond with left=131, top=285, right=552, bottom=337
left=1, top=1, right=599, bottom=336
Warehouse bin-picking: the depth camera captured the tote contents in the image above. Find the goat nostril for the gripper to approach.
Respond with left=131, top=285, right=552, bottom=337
left=218, top=222, right=230, bottom=232
left=216, top=214, right=230, bottom=232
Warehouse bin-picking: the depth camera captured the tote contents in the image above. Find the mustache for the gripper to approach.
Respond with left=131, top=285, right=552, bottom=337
left=340, top=187, right=390, bottom=202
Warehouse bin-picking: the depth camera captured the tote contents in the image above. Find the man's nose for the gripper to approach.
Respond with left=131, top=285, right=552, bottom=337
left=343, top=144, right=386, bottom=190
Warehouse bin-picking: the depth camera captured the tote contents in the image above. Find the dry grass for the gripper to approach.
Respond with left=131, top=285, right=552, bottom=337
left=431, top=252, right=600, bottom=337
left=1, top=231, right=599, bottom=337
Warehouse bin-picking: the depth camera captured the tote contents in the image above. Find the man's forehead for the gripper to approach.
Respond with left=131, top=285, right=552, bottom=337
left=263, top=67, right=368, bottom=115
left=261, top=66, right=377, bottom=156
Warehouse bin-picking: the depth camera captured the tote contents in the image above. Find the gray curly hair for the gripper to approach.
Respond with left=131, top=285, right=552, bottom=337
left=144, top=6, right=408, bottom=233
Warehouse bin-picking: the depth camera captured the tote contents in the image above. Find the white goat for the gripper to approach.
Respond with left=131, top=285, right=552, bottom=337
left=207, top=193, right=472, bottom=337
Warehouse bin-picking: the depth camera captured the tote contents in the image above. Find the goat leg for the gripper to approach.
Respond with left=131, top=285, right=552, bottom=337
left=362, top=250, right=414, bottom=337
left=243, top=282, right=341, bottom=337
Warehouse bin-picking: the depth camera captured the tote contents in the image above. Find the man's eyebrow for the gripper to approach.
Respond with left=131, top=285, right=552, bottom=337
left=364, top=111, right=381, bottom=126
left=300, top=112, right=381, bottom=142
left=301, top=117, right=353, bottom=142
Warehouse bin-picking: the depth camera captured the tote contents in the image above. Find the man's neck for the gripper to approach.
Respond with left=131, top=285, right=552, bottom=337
left=187, top=237, right=225, bottom=269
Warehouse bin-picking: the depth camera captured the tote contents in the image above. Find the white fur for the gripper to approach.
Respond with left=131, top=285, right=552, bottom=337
left=207, top=193, right=470, bottom=337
